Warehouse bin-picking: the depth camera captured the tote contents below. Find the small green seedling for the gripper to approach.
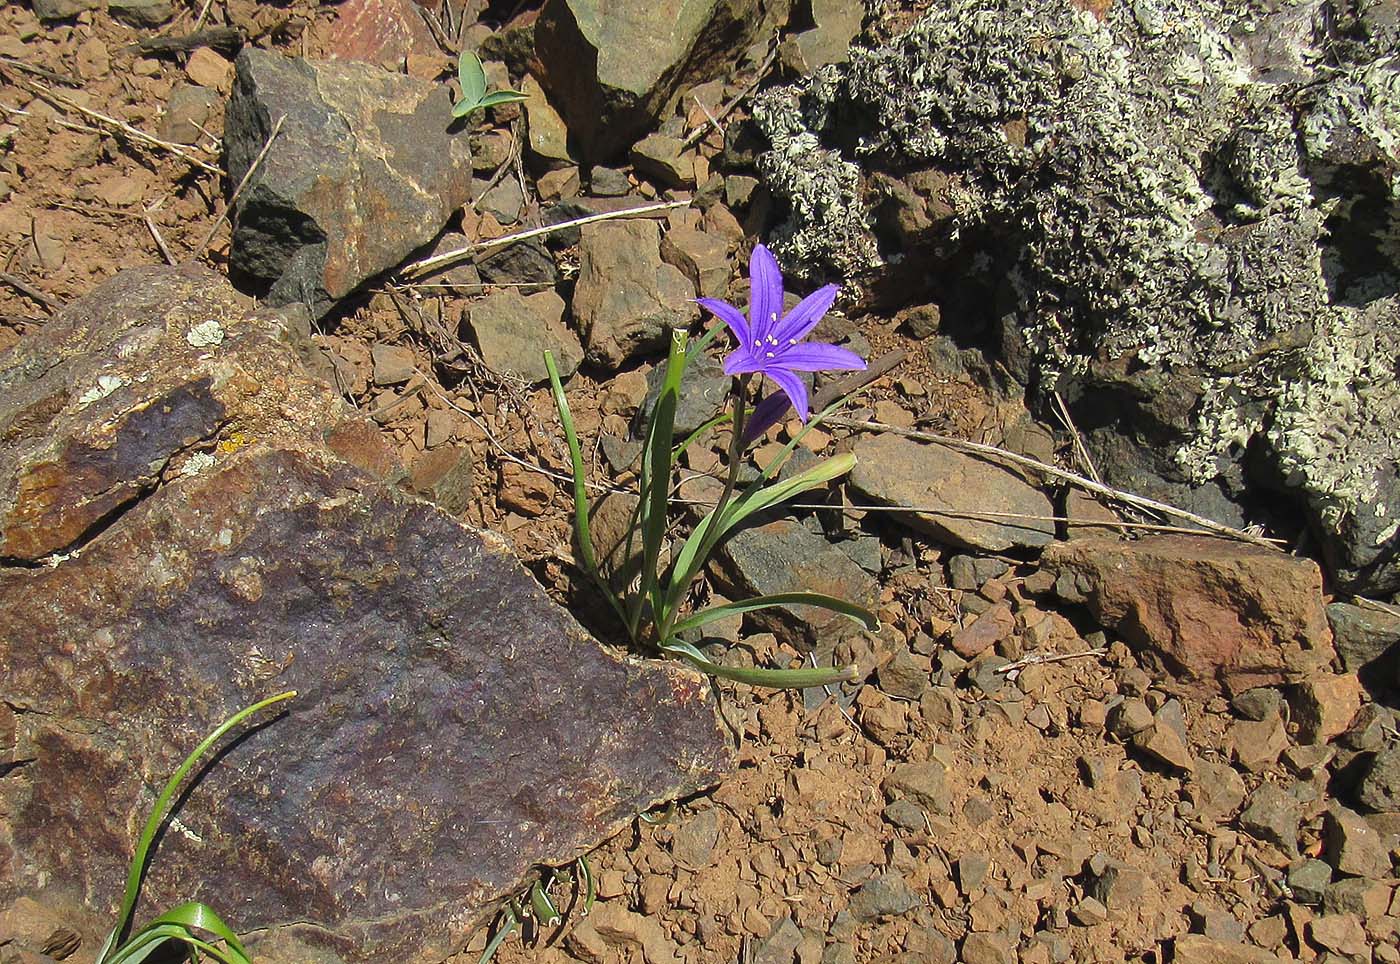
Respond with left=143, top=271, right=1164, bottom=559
left=97, top=691, right=296, bottom=964
left=452, top=50, right=528, bottom=120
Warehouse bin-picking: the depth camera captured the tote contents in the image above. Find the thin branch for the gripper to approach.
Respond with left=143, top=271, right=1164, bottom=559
left=143, top=201, right=176, bottom=265
left=0, top=54, right=82, bottom=87
left=197, top=114, right=286, bottom=253
left=828, top=417, right=1279, bottom=550
left=127, top=27, right=245, bottom=56
left=0, top=270, right=60, bottom=312
left=996, top=647, right=1109, bottom=675
left=1052, top=389, right=1102, bottom=486
left=18, top=79, right=222, bottom=175
left=398, top=199, right=690, bottom=278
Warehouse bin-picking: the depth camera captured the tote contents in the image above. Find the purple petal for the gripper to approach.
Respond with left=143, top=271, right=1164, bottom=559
left=741, top=392, right=793, bottom=445
left=773, top=284, right=839, bottom=345
left=766, top=367, right=810, bottom=423
left=772, top=343, right=867, bottom=373
left=697, top=297, right=750, bottom=346
left=722, top=348, right=766, bottom=376
left=748, top=244, right=784, bottom=345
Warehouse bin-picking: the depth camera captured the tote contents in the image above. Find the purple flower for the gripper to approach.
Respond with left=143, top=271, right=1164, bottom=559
left=697, top=244, right=866, bottom=423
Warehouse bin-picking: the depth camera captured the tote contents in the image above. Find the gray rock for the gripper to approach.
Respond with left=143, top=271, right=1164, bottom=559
left=534, top=0, right=765, bottom=160
left=573, top=219, right=697, bottom=368
left=107, top=0, right=175, bottom=26
left=956, top=852, right=990, bottom=894
left=477, top=237, right=560, bottom=287
left=1188, top=759, right=1247, bottom=823
left=1324, top=803, right=1392, bottom=878
left=406, top=445, right=474, bottom=516
left=749, top=1, right=1400, bottom=595
left=1358, top=745, right=1400, bottom=813
left=1238, top=783, right=1301, bottom=851
left=780, top=0, right=864, bottom=73
left=225, top=49, right=471, bottom=319
left=711, top=516, right=877, bottom=649
left=464, top=287, right=582, bottom=385
left=159, top=83, right=222, bottom=146
left=589, top=166, right=633, bottom=196
left=0, top=265, right=734, bottom=962
left=848, top=872, right=919, bottom=922
left=752, top=916, right=802, bottom=964
left=1287, top=859, right=1333, bottom=905
left=670, top=809, right=721, bottom=868
left=849, top=434, right=1054, bottom=552
left=638, top=350, right=729, bottom=438
left=879, top=649, right=930, bottom=700
left=882, top=799, right=926, bottom=832
left=31, top=0, right=102, bottom=20
left=660, top=226, right=731, bottom=299
left=1232, top=687, right=1283, bottom=722
left=1326, top=602, right=1400, bottom=687
left=1132, top=699, right=1195, bottom=772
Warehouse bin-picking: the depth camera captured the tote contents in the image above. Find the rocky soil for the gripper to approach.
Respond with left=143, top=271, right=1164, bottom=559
left=1, top=2, right=1398, bottom=964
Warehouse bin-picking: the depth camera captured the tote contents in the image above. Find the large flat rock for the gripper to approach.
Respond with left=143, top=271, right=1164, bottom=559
left=0, top=265, right=734, bottom=962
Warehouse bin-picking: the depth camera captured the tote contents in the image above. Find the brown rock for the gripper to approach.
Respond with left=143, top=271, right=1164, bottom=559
left=1324, top=803, right=1392, bottom=878
left=1173, top=935, right=1284, bottom=964
left=951, top=604, right=1015, bottom=659
left=1044, top=535, right=1334, bottom=696
left=0, top=265, right=733, bottom=962
left=1308, top=913, right=1368, bottom=956
left=1229, top=713, right=1291, bottom=773
left=319, top=0, right=441, bottom=69
left=1290, top=673, right=1363, bottom=745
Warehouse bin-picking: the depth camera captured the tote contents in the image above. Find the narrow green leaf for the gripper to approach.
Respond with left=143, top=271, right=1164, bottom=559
left=476, top=90, right=530, bottom=108
left=576, top=856, right=596, bottom=914
left=660, top=638, right=858, bottom=689
left=104, top=924, right=242, bottom=964
left=672, top=411, right=732, bottom=462
left=635, top=329, right=688, bottom=633
left=720, top=452, right=856, bottom=530
left=670, top=591, right=877, bottom=637
left=457, top=50, right=487, bottom=107
left=529, top=881, right=560, bottom=927
left=145, top=902, right=249, bottom=961
left=99, top=691, right=296, bottom=964
left=477, top=910, right=519, bottom=964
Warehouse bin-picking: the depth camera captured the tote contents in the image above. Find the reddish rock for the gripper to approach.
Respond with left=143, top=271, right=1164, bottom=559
left=1044, top=536, right=1334, bottom=696
left=951, top=603, right=1015, bottom=659
left=320, top=0, right=441, bottom=67
left=1290, top=673, right=1363, bottom=745
left=0, top=266, right=734, bottom=963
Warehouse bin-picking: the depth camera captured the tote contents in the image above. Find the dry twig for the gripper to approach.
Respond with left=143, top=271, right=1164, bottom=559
left=0, top=270, right=60, bottom=312
left=143, top=200, right=176, bottom=265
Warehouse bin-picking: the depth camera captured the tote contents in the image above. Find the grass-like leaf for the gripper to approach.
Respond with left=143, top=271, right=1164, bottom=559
left=659, top=638, right=857, bottom=688
left=97, top=691, right=296, bottom=964
left=669, top=591, right=877, bottom=638
left=634, top=329, right=689, bottom=637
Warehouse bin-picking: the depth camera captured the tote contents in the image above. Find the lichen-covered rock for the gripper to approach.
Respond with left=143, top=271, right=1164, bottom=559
left=225, top=49, right=472, bottom=319
left=0, top=265, right=734, bottom=963
left=750, top=1, right=1400, bottom=593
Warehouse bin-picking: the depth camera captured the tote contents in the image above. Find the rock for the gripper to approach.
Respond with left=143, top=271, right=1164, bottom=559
left=1238, top=783, right=1301, bottom=851
left=1232, top=687, right=1284, bottom=722
left=590, top=166, right=633, bottom=196
left=478, top=236, right=560, bottom=286
left=521, top=74, right=574, bottom=167
left=1287, top=859, right=1333, bottom=905
left=1044, top=536, right=1334, bottom=696
left=534, top=0, right=764, bottom=159
left=882, top=799, right=926, bottom=832
left=1358, top=745, right=1400, bottom=813
left=1228, top=714, right=1291, bottom=773
left=477, top=178, right=526, bottom=224
left=1069, top=896, right=1108, bottom=926
left=848, top=872, right=920, bottom=922
left=464, top=288, right=582, bottom=385
left=1106, top=698, right=1154, bottom=739
left=631, top=134, right=696, bottom=188
left=1173, top=935, right=1286, bottom=964
left=1324, top=803, right=1392, bottom=878
left=1132, top=700, right=1195, bottom=772
left=660, top=225, right=730, bottom=298
left=225, top=49, right=472, bottom=319
left=0, top=265, right=733, bottom=961
left=849, top=434, right=1055, bottom=552
left=712, top=518, right=877, bottom=649
left=370, top=342, right=417, bottom=385
left=883, top=760, right=950, bottom=814
left=1326, top=601, right=1400, bottom=687
left=1323, top=877, right=1393, bottom=918
left=1309, top=913, right=1369, bottom=958
left=406, top=445, right=474, bottom=515
left=572, top=219, right=697, bottom=368
left=589, top=902, right=682, bottom=964
left=107, top=0, right=175, bottom=27
left=956, top=852, right=990, bottom=894
left=960, top=932, right=1015, bottom=964
left=159, top=84, right=222, bottom=145
left=781, top=0, right=864, bottom=73
left=185, top=48, right=234, bottom=94
left=1188, top=759, right=1247, bottom=822
left=752, top=917, right=802, bottom=964
left=879, top=649, right=930, bottom=700
left=638, top=350, right=729, bottom=438
left=31, top=0, right=101, bottom=20
left=319, top=0, right=441, bottom=67
left=1291, top=674, right=1363, bottom=746
left=950, top=603, right=1014, bottom=659
left=670, top=809, right=721, bottom=868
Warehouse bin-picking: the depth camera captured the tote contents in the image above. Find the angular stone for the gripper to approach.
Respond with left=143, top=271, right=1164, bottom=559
left=108, top=0, right=176, bottom=27
left=1044, top=536, right=1334, bottom=696
left=225, top=49, right=472, bottom=318
left=849, top=434, right=1055, bottom=552
left=950, top=603, right=1015, bottom=659
left=781, top=0, right=864, bottom=73
left=1173, top=935, right=1286, bottom=964
left=1228, top=714, right=1290, bottom=773
left=1326, top=602, right=1400, bottom=683
left=1188, top=759, right=1247, bottom=822
left=1291, top=673, right=1363, bottom=745
left=160, top=83, right=223, bottom=145
left=406, top=445, right=475, bottom=515
left=464, top=287, right=582, bottom=385
left=1324, top=803, right=1391, bottom=878
left=1287, top=859, right=1333, bottom=905
left=371, top=342, right=417, bottom=385
left=883, top=761, right=950, bottom=814
left=660, top=225, right=730, bottom=298
left=1309, top=913, right=1368, bottom=957
left=848, top=872, right=920, bottom=922
left=521, top=74, right=575, bottom=167
left=31, top=0, right=102, bottom=20
left=1238, top=783, right=1301, bottom=851
left=631, top=134, right=696, bottom=188
left=319, top=0, right=441, bottom=68
left=534, top=0, right=764, bottom=159
left=0, top=266, right=733, bottom=962
left=573, top=219, right=697, bottom=368
left=960, top=932, right=1015, bottom=964
left=1359, top=745, right=1400, bottom=813
left=712, top=518, right=878, bottom=649
left=1132, top=701, right=1195, bottom=772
